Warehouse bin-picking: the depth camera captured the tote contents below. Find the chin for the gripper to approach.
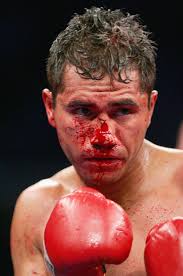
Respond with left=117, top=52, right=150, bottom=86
left=79, top=170, right=123, bottom=187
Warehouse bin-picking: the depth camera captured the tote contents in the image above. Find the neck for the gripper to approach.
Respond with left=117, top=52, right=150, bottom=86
left=94, top=141, right=150, bottom=208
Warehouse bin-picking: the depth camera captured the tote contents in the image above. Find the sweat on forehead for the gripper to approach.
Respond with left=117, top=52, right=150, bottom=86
left=57, top=64, right=141, bottom=94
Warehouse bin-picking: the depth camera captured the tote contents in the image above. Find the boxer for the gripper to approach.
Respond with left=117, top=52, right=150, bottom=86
left=10, top=6, right=183, bottom=275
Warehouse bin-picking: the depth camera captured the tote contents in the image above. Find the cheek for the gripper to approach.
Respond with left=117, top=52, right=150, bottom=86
left=115, top=115, right=148, bottom=144
left=59, top=117, right=94, bottom=147
left=73, top=119, right=94, bottom=145
left=131, top=119, right=148, bottom=139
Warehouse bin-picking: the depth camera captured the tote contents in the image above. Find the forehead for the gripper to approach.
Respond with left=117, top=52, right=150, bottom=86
left=59, top=64, right=143, bottom=102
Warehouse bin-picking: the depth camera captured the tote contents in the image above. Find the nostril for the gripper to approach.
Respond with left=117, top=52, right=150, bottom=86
left=93, top=143, right=115, bottom=150
left=91, top=134, right=116, bottom=149
left=90, top=123, right=116, bottom=149
left=93, top=144, right=103, bottom=150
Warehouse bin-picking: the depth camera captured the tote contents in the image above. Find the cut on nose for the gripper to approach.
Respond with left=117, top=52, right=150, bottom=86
left=91, top=131, right=116, bottom=150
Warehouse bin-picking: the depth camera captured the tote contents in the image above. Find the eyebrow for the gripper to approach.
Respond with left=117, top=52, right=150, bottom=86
left=108, top=99, right=139, bottom=107
left=66, top=98, right=139, bottom=109
left=66, top=100, right=96, bottom=108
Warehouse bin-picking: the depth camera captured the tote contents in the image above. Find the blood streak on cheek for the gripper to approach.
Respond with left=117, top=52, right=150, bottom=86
left=72, top=118, right=95, bottom=146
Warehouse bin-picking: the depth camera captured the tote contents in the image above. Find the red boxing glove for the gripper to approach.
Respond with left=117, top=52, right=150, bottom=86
left=144, top=217, right=183, bottom=276
left=44, top=187, right=133, bottom=275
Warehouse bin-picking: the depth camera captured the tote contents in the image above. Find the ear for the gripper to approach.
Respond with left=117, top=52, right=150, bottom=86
left=42, top=88, right=56, bottom=128
left=147, top=90, right=158, bottom=127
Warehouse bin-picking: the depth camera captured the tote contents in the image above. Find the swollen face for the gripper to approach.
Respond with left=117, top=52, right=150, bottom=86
left=52, top=65, right=152, bottom=186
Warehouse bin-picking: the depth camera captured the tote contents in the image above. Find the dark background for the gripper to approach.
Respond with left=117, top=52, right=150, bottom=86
left=1, top=1, right=182, bottom=275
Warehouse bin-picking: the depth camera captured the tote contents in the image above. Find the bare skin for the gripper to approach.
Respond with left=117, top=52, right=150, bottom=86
left=10, top=65, right=183, bottom=275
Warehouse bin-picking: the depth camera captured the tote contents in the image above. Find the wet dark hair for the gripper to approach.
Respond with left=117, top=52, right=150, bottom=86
left=47, top=6, right=157, bottom=102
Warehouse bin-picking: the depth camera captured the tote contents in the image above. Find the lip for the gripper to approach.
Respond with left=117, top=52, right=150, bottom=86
left=84, top=154, right=122, bottom=160
left=83, top=157, right=123, bottom=171
left=85, top=159, right=122, bottom=166
left=85, top=157, right=121, bottom=161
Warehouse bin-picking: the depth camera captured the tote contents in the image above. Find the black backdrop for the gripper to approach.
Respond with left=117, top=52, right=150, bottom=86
left=1, top=1, right=182, bottom=275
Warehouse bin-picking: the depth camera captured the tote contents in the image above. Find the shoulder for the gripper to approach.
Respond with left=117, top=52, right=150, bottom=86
left=10, top=166, right=84, bottom=273
left=11, top=165, right=77, bottom=229
left=11, top=166, right=81, bottom=251
left=13, top=164, right=81, bottom=210
left=10, top=177, right=59, bottom=251
left=11, top=165, right=83, bottom=243
left=10, top=176, right=64, bottom=274
left=10, top=178, right=58, bottom=272
left=145, top=139, right=183, bottom=160
left=12, top=175, right=62, bottom=216
left=156, top=144, right=183, bottom=162
left=145, top=139, right=183, bottom=181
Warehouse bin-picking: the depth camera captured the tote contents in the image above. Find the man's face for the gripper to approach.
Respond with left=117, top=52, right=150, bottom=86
left=43, top=65, right=157, bottom=186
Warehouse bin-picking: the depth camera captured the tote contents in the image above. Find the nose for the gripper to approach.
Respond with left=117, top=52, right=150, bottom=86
left=90, top=121, right=117, bottom=150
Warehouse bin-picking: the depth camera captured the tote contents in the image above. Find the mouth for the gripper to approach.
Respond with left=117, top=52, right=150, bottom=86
left=83, top=157, right=123, bottom=171
left=85, top=157, right=120, bottom=162
left=84, top=153, right=122, bottom=160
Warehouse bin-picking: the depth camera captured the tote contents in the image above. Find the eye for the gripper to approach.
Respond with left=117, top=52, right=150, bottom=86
left=73, top=107, right=94, bottom=117
left=118, top=108, right=131, bottom=115
left=112, top=108, right=133, bottom=117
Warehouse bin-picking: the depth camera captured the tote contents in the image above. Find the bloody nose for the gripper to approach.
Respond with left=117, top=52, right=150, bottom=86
left=90, top=122, right=116, bottom=150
